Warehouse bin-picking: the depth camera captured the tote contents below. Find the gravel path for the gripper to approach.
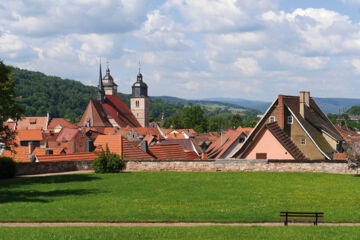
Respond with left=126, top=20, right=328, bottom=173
left=1, top=222, right=360, bottom=227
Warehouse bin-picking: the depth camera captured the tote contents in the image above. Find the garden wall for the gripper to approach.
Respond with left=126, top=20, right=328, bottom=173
left=16, top=159, right=357, bottom=176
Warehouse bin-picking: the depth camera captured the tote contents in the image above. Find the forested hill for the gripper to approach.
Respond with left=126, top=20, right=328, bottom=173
left=11, top=67, right=183, bottom=122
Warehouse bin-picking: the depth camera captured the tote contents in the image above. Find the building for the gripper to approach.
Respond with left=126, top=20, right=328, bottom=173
left=79, top=64, right=141, bottom=128
left=234, top=91, right=344, bottom=160
left=130, top=67, right=149, bottom=127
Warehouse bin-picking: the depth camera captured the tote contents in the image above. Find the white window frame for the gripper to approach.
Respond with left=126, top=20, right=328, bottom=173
left=300, top=138, right=306, bottom=145
left=287, top=116, right=293, bottom=124
left=269, top=116, right=276, bottom=123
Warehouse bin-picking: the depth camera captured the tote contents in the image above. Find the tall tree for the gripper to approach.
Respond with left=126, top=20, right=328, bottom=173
left=182, top=106, right=207, bottom=132
left=0, top=61, right=23, bottom=148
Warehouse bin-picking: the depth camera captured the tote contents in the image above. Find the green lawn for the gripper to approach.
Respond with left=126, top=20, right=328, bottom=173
left=1, top=172, right=360, bottom=222
left=0, top=226, right=360, bottom=240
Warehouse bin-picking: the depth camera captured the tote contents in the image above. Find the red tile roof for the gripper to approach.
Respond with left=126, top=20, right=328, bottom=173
left=48, top=118, right=77, bottom=129
left=207, top=130, right=243, bottom=159
left=79, top=96, right=141, bottom=128
left=94, top=135, right=154, bottom=160
left=236, top=126, right=254, bottom=134
left=37, top=152, right=97, bottom=162
left=148, top=144, right=187, bottom=159
left=333, top=152, right=347, bottom=160
left=335, top=124, right=360, bottom=143
left=16, top=129, right=43, bottom=141
left=32, top=147, right=65, bottom=156
left=1, top=146, right=31, bottom=162
left=56, top=128, right=79, bottom=142
left=15, top=117, right=48, bottom=130
left=134, top=127, right=162, bottom=138
left=185, top=151, right=200, bottom=159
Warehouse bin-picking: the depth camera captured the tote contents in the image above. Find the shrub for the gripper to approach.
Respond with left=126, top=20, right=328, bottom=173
left=0, top=157, right=17, bottom=178
left=92, top=145, right=125, bottom=173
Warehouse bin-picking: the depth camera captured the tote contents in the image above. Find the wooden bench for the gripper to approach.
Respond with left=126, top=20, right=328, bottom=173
left=280, top=212, right=324, bottom=226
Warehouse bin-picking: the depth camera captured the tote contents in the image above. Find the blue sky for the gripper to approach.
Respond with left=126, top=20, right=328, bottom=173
left=2, top=0, right=360, bottom=101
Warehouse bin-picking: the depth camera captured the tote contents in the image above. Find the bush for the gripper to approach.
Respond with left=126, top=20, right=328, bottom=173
left=92, top=145, right=125, bottom=173
left=0, top=157, right=17, bottom=178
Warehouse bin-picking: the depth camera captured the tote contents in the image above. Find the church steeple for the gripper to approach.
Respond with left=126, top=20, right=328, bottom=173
left=102, top=62, right=118, bottom=96
left=97, top=61, right=105, bottom=103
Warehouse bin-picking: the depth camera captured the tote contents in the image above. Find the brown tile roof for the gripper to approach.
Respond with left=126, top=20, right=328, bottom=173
left=36, top=152, right=97, bottom=162
left=265, top=122, right=307, bottom=160
left=16, top=129, right=43, bottom=141
left=48, top=118, right=77, bottom=129
left=283, top=95, right=343, bottom=157
left=148, top=144, right=187, bottom=159
left=94, top=135, right=154, bottom=160
left=80, top=96, right=141, bottom=128
left=206, top=130, right=243, bottom=159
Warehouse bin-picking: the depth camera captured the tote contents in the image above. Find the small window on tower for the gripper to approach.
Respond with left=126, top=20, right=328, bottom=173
left=136, top=100, right=139, bottom=107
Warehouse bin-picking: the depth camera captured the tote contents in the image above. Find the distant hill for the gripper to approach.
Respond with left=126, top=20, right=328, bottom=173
left=204, top=97, right=360, bottom=115
left=11, top=67, right=183, bottom=122
left=152, top=96, right=260, bottom=115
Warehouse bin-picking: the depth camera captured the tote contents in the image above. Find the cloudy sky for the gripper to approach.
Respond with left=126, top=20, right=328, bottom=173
left=2, top=0, right=360, bottom=101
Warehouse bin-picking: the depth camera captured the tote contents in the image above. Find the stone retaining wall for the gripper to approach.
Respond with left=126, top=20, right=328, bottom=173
left=16, top=159, right=358, bottom=176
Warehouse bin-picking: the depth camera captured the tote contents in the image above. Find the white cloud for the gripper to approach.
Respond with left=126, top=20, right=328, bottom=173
left=233, top=58, right=261, bottom=76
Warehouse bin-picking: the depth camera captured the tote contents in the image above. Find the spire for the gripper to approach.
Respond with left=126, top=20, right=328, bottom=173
left=97, top=60, right=105, bottom=103
left=137, top=61, right=143, bottom=82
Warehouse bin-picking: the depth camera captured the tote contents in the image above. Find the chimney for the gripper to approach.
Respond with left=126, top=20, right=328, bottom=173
left=140, top=140, right=148, bottom=153
left=278, top=95, right=284, bottom=129
left=201, top=152, right=208, bottom=160
left=45, top=112, right=51, bottom=130
left=220, top=131, right=227, bottom=146
left=28, top=141, right=35, bottom=155
left=299, top=91, right=310, bottom=118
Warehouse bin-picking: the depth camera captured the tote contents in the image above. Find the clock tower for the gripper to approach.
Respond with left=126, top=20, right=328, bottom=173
left=130, top=66, right=149, bottom=127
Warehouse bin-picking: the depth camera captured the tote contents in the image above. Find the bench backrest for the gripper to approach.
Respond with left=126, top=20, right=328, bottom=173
left=280, top=212, right=324, bottom=218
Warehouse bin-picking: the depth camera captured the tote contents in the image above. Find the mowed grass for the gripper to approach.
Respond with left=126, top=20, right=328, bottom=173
left=0, top=227, right=360, bottom=240
left=0, top=172, right=360, bottom=222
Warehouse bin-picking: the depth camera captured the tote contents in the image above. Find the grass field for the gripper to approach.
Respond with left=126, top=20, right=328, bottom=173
left=1, top=172, right=360, bottom=222
left=0, top=226, right=359, bottom=240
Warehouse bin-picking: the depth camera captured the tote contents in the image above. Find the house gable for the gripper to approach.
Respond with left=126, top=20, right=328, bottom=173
left=243, top=127, right=295, bottom=160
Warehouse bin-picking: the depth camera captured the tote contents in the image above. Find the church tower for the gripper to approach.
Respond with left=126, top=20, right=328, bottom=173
left=102, top=64, right=118, bottom=96
left=130, top=65, right=149, bottom=127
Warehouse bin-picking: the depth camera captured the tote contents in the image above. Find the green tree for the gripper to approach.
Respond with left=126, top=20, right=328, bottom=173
left=0, top=61, right=23, bottom=148
left=230, top=114, right=243, bottom=128
left=182, top=106, right=207, bottom=132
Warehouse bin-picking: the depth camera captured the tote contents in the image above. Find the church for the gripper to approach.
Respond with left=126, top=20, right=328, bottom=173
left=79, top=63, right=149, bottom=128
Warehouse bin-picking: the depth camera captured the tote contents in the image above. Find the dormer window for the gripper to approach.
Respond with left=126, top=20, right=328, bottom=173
left=287, top=116, right=293, bottom=124
left=269, top=116, right=276, bottom=123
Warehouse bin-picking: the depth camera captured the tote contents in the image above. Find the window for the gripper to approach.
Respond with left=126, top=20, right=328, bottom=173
left=136, top=100, right=139, bottom=107
left=269, top=116, right=276, bottom=123
left=300, top=138, right=306, bottom=145
left=287, top=116, right=293, bottom=124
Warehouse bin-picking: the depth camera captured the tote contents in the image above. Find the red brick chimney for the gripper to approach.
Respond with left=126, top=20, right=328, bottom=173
left=277, top=95, right=284, bottom=129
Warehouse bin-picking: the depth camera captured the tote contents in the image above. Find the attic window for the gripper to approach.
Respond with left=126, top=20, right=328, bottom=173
left=287, top=116, right=293, bottom=124
left=30, top=119, right=37, bottom=124
left=300, top=138, right=306, bottom=145
left=269, top=116, right=276, bottom=123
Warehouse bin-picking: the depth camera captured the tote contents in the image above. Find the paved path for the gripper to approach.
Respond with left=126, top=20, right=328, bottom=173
left=1, top=222, right=360, bottom=227
left=19, top=170, right=93, bottom=178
